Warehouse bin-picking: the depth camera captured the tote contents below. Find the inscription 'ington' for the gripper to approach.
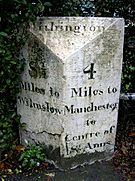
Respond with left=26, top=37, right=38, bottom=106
left=36, top=21, right=105, bottom=33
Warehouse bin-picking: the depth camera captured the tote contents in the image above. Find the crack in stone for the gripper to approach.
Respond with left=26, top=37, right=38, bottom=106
left=22, top=128, right=61, bottom=137
left=33, top=130, right=61, bottom=137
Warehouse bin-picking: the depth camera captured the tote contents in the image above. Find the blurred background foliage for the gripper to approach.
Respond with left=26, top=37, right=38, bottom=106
left=0, top=0, right=134, bottom=159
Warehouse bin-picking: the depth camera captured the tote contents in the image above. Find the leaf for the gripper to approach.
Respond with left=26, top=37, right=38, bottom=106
left=129, top=66, right=135, bottom=71
left=15, top=168, right=22, bottom=174
left=10, top=61, right=17, bottom=64
left=45, top=173, right=55, bottom=177
left=15, top=0, right=27, bottom=5
left=0, top=162, right=5, bottom=170
left=0, top=32, right=8, bottom=37
left=7, top=169, right=13, bottom=174
left=20, top=122, right=27, bottom=129
left=16, top=145, right=25, bottom=152
left=43, top=162, right=49, bottom=168
left=129, top=132, right=135, bottom=137
left=44, top=2, right=52, bottom=7
left=19, top=153, right=25, bottom=161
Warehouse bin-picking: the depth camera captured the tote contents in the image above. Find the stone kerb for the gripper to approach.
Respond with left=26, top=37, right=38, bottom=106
left=17, top=17, right=124, bottom=168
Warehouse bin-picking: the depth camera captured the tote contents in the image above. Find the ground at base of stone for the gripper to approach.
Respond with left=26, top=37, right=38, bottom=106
left=0, top=160, right=134, bottom=181
left=1, top=100, right=134, bottom=181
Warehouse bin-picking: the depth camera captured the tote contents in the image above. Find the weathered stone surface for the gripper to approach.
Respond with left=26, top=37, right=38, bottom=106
left=17, top=17, right=124, bottom=168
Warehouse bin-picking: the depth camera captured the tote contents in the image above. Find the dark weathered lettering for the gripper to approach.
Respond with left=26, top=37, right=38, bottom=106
left=71, top=86, right=103, bottom=98
left=83, top=63, right=96, bottom=79
left=17, top=96, right=62, bottom=115
left=38, top=21, right=105, bottom=33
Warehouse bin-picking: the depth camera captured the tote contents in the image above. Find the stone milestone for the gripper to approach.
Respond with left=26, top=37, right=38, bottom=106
left=17, top=17, right=124, bottom=168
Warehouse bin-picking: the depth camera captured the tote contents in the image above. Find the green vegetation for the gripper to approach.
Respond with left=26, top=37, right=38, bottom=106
left=19, top=144, right=45, bottom=168
left=0, top=0, right=44, bottom=159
